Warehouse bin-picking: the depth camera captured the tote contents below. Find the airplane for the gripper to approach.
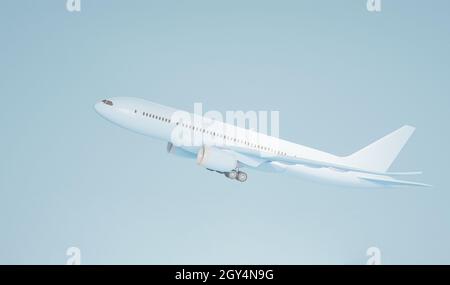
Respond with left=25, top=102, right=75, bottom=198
left=94, top=97, right=430, bottom=188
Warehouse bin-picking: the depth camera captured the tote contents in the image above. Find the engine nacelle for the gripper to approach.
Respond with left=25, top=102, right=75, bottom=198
left=196, top=146, right=238, bottom=172
left=167, top=142, right=196, bottom=159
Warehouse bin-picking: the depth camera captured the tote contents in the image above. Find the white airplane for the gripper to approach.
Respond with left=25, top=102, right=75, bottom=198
left=95, top=97, right=430, bottom=188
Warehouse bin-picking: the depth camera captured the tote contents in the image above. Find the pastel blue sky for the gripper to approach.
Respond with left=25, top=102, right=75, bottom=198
left=0, top=0, right=449, bottom=264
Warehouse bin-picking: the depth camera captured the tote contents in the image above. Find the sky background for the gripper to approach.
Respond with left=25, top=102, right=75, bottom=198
left=0, top=0, right=449, bottom=264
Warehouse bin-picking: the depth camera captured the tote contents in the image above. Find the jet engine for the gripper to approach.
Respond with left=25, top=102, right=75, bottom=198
left=196, top=146, right=238, bottom=172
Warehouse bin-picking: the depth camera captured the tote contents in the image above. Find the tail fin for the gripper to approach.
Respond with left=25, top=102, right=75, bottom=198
left=344, top=125, right=416, bottom=172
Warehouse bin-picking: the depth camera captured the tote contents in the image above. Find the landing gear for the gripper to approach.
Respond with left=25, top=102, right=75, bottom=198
left=236, top=171, right=247, bottom=182
left=225, top=170, right=238, bottom=179
left=224, top=170, right=248, bottom=182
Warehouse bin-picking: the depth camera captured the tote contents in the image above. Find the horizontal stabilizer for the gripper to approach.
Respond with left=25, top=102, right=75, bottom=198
left=360, top=177, right=431, bottom=188
left=385, top=171, right=422, bottom=176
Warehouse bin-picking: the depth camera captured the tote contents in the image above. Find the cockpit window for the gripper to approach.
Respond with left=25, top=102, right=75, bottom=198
left=102, top=99, right=113, bottom=106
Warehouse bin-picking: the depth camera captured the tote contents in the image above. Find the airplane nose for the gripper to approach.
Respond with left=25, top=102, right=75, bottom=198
left=94, top=101, right=104, bottom=115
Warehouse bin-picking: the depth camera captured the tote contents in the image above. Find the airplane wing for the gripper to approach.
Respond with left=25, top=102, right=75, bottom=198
left=220, top=145, right=420, bottom=176
left=178, top=143, right=421, bottom=176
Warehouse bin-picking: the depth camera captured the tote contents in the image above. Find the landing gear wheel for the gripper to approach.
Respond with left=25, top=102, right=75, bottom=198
left=225, top=170, right=238, bottom=179
left=236, top=171, right=247, bottom=182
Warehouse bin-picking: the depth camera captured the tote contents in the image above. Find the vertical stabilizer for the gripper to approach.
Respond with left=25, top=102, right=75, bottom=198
left=344, top=125, right=415, bottom=172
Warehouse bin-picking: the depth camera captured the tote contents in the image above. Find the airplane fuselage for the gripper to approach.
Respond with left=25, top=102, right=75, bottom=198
left=95, top=97, right=428, bottom=188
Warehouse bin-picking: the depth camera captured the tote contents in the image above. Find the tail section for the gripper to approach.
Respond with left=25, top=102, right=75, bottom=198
left=344, top=125, right=416, bottom=172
